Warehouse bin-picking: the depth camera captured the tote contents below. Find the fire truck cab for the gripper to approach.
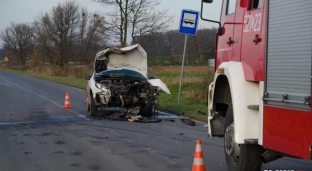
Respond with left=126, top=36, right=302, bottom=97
left=201, top=0, right=312, bottom=170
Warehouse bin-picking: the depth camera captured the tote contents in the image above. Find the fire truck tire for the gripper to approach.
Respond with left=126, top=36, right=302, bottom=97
left=90, top=94, right=97, bottom=116
left=224, top=103, right=263, bottom=171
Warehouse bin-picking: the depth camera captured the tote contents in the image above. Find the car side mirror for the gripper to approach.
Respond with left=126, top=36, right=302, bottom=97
left=85, top=75, right=91, bottom=80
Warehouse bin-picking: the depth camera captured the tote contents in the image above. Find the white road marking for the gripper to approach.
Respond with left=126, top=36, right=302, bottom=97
left=1, top=77, right=88, bottom=120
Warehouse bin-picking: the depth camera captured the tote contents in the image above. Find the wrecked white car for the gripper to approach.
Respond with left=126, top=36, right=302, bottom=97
left=85, top=44, right=170, bottom=117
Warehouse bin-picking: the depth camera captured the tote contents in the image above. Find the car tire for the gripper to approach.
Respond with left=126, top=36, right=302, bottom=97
left=90, top=94, right=97, bottom=116
left=224, top=103, right=263, bottom=171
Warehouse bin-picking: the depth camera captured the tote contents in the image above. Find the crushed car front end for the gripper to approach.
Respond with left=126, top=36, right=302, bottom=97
left=86, top=44, right=170, bottom=117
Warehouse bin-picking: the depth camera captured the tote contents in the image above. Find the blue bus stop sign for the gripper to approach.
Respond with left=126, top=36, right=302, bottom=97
left=177, top=9, right=200, bottom=103
left=179, top=9, right=200, bottom=36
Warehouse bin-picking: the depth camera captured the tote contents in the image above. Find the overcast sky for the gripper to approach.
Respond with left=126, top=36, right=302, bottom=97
left=0, top=0, right=221, bottom=47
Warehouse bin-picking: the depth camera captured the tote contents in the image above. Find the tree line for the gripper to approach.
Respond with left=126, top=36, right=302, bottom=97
left=137, top=28, right=217, bottom=65
left=1, top=0, right=216, bottom=68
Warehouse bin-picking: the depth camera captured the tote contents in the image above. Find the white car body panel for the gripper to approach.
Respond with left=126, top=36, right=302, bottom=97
left=147, top=79, right=171, bottom=94
left=89, top=73, right=102, bottom=101
left=95, top=44, right=148, bottom=77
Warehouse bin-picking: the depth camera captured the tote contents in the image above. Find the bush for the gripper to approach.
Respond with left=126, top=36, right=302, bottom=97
left=30, top=51, right=40, bottom=67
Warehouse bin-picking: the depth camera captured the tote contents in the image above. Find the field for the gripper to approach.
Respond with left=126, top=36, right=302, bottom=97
left=0, top=64, right=215, bottom=122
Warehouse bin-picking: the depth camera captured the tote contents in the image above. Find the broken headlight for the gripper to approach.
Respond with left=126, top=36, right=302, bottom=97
left=95, top=83, right=109, bottom=92
left=95, top=83, right=102, bottom=89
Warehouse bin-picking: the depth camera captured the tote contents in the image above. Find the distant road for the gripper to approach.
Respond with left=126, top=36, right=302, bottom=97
left=0, top=70, right=311, bottom=171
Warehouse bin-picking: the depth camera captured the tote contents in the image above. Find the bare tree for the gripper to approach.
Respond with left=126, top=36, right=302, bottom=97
left=33, top=1, right=106, bottom=68
left=186, top=32, right=203, bottom=65
left=79, top=9, right=107, bottom=63
left=0, top=23, right=34, bottom=67
left=38, top=0, right=80, bottom=68
left=134, top=28, right=217, bottom=66
left=95, top=0, right=174, bottom=47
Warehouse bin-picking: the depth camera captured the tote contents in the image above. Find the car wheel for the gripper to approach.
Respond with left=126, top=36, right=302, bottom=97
left=224, top=103, right=263, bottom=171
left=87, top=102, right=90, bottom=111
left=90, top=94, right=97, bottom=116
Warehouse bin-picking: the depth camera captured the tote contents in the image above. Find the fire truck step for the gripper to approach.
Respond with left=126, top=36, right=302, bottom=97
left=244, top=139, right=258, bottom=144
left=247, top=105, right=259, bottom=111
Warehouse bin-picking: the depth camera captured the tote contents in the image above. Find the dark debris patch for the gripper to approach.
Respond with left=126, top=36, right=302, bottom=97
left=54, top=140, right=65, bottom=145
left=70, top=163, right=81, bottom=167
left=24, top=151, right=32, bottom=155
left=90, top=135, right=107, bottom=140
left=87, top=164, right=101, bottom=171
left=180, top=118, right=196, bottom=126
left=197, top=111, right=206, bottom=115
left=40, top=133, right=52, bottom=136
left=69, top=151, right=82, bottom=156
left=100, top=113, right=166, bottom=123
left=104, top=113, right=128, bottom=121
left=54, top=151, right=64, bottom=154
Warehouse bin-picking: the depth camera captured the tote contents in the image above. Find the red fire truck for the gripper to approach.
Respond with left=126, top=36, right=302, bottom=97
left=200, top=0, right=312, bottom=170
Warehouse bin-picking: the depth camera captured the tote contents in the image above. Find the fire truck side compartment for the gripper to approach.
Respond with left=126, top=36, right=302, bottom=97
left=264, top=0, right=312, bottom=110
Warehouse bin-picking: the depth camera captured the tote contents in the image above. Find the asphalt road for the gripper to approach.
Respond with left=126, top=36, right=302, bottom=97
left=0, top=70, right=312, bottom=171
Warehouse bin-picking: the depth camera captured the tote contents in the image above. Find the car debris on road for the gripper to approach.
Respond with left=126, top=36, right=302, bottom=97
left=180, top=118, right=195, bottom=126
left=98, top=111, right=164, bottom=123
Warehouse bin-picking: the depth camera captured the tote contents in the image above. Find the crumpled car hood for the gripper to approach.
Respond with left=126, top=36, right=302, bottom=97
left=94, top=44, right=147, bottom=77
left=92, top=44, right=171, bottom=95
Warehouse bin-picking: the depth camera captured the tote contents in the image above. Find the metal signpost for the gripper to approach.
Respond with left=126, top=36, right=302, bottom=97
left=177, top=9, right=199, bottom=103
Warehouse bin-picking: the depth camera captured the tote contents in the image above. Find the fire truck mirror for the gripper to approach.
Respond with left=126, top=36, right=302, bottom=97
left=239, top=0, right=247, bottom=8
left=200, top=0, right=222, bottom=29
left=218, top=27, right=225, bottom=36
left=202, top=0, right=213, bottom=3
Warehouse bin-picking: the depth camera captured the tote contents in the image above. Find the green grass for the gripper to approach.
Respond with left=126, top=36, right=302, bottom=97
left=0, top=66, right=209, bottom=122
left=158, top=83, right=208, bottom=121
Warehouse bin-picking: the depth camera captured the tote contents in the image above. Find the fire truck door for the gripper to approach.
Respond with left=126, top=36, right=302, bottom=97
left=241, top=0, right=264, bottom=81
left=232, top=0, right=246, bottom=63
left=216, top=0, right=236, bottom=66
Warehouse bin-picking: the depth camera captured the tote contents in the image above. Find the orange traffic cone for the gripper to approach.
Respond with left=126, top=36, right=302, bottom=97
left=63, top=92, right=72, bottom=108
left=192, top=140, right=206, bottom=171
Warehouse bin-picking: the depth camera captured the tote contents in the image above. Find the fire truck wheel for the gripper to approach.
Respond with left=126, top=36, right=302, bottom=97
left=224, top=103, right=263, bottom=171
